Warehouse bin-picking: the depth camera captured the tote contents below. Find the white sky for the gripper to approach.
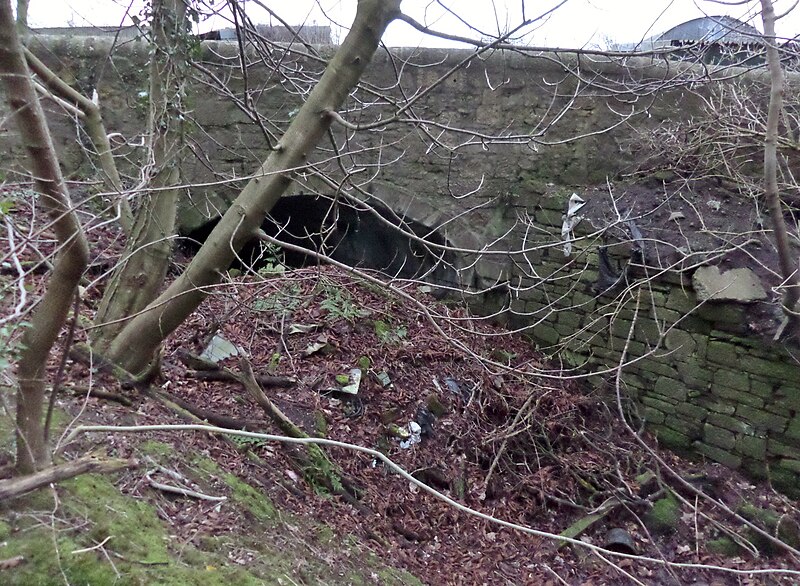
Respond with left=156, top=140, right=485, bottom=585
left=26, top=0, right=800, bottom=49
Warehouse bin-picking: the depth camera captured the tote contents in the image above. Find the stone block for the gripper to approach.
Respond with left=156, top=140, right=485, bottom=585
left=609, top=337, right=646, bottom=356
left=695, top=304, right=746, bottom=325
left=532, top=323, right=560, bottom=346
left=696, top=397, right=736, bottom=415
left=675, top=402, right=709, bottom=421
left=664, top=329, right=696, bottom=359
left=748, top=378, right=774, bottom=399
left=692, top=266, right=766, bottom=303
left=638, top=360, right=678, bottom=380
left=706, top=341, right=738, bottom=365
left=641, top=395, right=677, bottom=414
left=653, top=377, right=688, bottom=401
left=736, top=435, right=767, bottom=460
left=534, top=207, right=563, bottom=227
left=694, top=441, right=742, bottom=469
left=557, top=311, right=583, bottom=329
left=778, top=459, right=800, bottom=474
left=736, top=405, right=788, bottom=433
left=665, top=289, right=697, bottom=313
left=713, top=369, right=750, bottom=393
left=676, top=360, right=711, bottom=387
left=664, top=415, right=703, bottom=438
left=710, top=385, right=764, bottom=409
left=768, top=440, right=800, bottom=460
left=707, top=413, right=753, bottom=434
left=651, top=425, right=693, bottom=451
left=635, top=319, right=662, bottom=345
left=703, top=424, right=736, bottom=450
left=786, top=417, right=800, bottom=441
left=643, top=407, right=666, bottom=424
left=771, top=468, right=800, bottom=499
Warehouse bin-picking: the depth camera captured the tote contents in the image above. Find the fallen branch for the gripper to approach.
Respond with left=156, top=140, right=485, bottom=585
left=230, top=358, right=357, bottom=498
left=145, top=470, right=227, bottom=502
left=0, top=555, right=25, bottom=570
left=0, top=455, right=139, bottom=502
left=148, top=388, right=263, bottom=432
left=189, top=368, right=296, bottom=389
left=68, top=386, right=134, bottom=407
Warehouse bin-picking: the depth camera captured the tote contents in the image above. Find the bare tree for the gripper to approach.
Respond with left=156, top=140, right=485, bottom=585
left=0, top=0, right=89, bottom=473
left=101, top=0, right=404, bottom=373
left=91, top=0, right=189, bottom=351
left=759, top=0, right=800, bottom=330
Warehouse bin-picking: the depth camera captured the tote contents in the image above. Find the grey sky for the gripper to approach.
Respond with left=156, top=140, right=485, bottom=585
left=27, top=1, right=800, bottom=48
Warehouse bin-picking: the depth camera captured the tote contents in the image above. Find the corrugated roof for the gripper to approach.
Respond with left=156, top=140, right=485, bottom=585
left=658, top=15, right=762, bottom=44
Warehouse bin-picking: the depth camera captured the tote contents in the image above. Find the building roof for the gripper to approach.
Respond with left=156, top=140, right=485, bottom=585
left=657, top=15, right=762, bottom=44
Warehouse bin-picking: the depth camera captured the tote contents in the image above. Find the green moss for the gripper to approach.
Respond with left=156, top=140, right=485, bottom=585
left=645, top=494, right=681, bottom=535
left=139, top=440, right=175, bottom=458
left=706, top=537, right=745, bottom=557
left=0, top=473, right=272, bottom=586
left=223, top=473, right=276, bottom=523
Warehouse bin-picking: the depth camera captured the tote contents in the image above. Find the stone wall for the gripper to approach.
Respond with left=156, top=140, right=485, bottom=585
left=509, top=188, right=800, bottom=497
left=8, top=36, right=800, bottom=493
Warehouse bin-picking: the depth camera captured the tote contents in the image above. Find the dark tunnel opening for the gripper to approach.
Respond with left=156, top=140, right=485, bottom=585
left=183, top=194, right=461, bottom=292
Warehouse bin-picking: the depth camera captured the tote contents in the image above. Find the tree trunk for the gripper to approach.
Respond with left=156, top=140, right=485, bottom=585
left=92, top=0, right=188, bottom=351
left=0, top=0, right=90, bottom=473
left=760, top=0, right=800, bottom=326
left=24, top=48, right=134, bottom=232
left=104, top=0, right=403, bottom=374
left=15, top=0, right=27, bottom=33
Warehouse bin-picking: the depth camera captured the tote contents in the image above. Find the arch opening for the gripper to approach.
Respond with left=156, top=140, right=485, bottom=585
left=184, top=194, right=462, bottom=293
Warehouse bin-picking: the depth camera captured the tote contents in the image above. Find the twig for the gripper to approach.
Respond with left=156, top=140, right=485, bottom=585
left=71, top=536, right=113, bottom=555
left=45, top=289, right=82, bottom=440
left=145, top=470, right=227, bottom=502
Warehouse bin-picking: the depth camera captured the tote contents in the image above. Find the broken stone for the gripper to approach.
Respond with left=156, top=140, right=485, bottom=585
left=691, top=266, right=767, bottom=303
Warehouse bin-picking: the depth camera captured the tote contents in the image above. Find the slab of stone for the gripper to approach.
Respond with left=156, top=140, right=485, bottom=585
left=692, top=266, right=767, bottom=303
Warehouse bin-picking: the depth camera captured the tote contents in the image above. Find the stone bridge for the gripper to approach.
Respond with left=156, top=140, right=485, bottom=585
left=9, top=35, right=800, bottom=495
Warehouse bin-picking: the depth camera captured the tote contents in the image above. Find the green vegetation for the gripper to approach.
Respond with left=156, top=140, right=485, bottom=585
left=0, top=435, right=419, bottom=585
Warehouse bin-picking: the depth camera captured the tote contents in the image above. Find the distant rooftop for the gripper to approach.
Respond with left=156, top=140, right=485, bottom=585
left=657, top=15, right=762, bottom=44
left=32, top=25, right=141, bottom=41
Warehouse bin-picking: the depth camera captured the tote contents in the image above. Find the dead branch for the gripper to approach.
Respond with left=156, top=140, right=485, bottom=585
left=147, top=388, right=263, bottom=432
left=186, top=367, right=296, bottom=388
left=0, top=455, right=139, bottom=502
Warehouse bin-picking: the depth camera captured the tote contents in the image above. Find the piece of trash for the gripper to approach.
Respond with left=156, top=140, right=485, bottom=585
left=400, top=421, right=422, bottom=449
left=387, top=423, right=410, bottom=439
left=339, top=368, right=362, bottom=395
left=288, top=323, right=318, bottom=334
left=415, top=405, right=435, bottom=436
left=302, top=335, right=333, bottom=357
left=200, top=334, right=239, bottom=363
left=668, top=211, right=685, bottom=222
left=375, top=371, right=393, bottom=388
left=604, top=528, right=637, bottom=554
left=561, top=193, right=586, bottom=256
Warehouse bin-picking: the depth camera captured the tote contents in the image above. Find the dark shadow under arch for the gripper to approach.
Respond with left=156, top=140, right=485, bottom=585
left=184, top=194, right=461, bottom=292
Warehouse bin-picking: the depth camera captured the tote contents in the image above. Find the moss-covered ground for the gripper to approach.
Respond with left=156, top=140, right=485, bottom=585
left=0, top=423, right=419, bottom=585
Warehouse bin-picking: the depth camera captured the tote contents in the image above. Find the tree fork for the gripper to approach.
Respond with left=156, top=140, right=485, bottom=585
left=104, top=0, right=403, bottom=374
